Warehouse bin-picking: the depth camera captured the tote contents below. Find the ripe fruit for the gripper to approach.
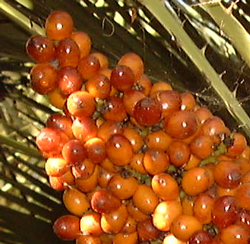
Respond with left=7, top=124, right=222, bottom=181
left=170, top=215, right=203, bottom=241
left=45, top=10, right=74, bottom=40
left=63, top=187, right=90, bottom=216
left=151, top=173, right=179, bottom=200
left=152, top=200, right=182, bottom=231
left=62, top=139, right=87, bottom=164
left=45, top=157, right=69, bottom=176
left=165, top=110, right=199, bottom=139
left=220, top=224, right=250, bottom=244
left=67, top=90, right=95, bottom=118
left=118, top=52, right=144, bottom=81
left=26, top=10, right=250, bottom=244
left=182, top=167, right=213, bottom=196
left=80, top=212, right=103, bottom=236
left=53, top=215, right=80, bottom=240
left=72, top=117, right=98, bottom=143
left=86, top=74, right=111, bottom=99
left=71, top=31, right=92, bottom=58
left=36, top=127, right=69, bottom=157
left=30, top=63, right=58, bottom=94
left=143, top=148, right=170, bottom=175
left=137, top=218, right=160, bottom=242
left=90, top=189, right=121, bottom=213
left=78, top=54, right=101, bottom=80
left=213, top=160, right=241, bottom=189
left=55, top=38, right=80, bottom=67
left=133, top=184, right=158, bottom=214
left=133, top=97, right=162, bottom=126
left=106, top=134, right=133, bottom=166
left=212, top=195, right=237, bottom=228
left=235, top=182, right=250, bottom=210
left=26, top=35, right=55, bottom=63
left=57, top=66, right=83, bottom=96
left=101, top=204, right=128, bottom=233
left=110, top=65, right=135, bottom=91
left=108, top=173, right=138, bottom=199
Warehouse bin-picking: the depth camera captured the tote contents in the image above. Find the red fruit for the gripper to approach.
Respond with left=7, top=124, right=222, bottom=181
left=133, top=97, right=162, bottom=126
left=91, top=189, right=121, bottom=213
left=26, top=35, right=55, bottom=63
left=53, top=215, right=80, bottom=240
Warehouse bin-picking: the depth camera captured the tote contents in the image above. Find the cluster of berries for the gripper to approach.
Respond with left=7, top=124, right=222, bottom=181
left=26, top=9, right=250, bottom=244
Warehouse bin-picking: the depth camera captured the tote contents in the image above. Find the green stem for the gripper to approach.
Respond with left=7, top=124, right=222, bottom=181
left=199, top=0, right=250, bottom=68
left=0, top=134, right=42, bottom=159
left=139, top=0, right=250, bottom=139
left=0, top=0, right=44, bottom=35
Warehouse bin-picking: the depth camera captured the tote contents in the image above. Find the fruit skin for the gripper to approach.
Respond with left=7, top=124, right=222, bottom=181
left=189, top=230, right=213, bottom=244
left=167, top=140, right=190, bottom=167
left=235, top=182, right=250, bottom=211
left=137, top=218, right=161, bottom=242
left=181, top=167, right=213, bottom=196
left=165, top=110, right=199, bottom=139
left=86, top=74, right=111, bottom=99
left=211, top=195, right=237, bottom=228
left=30, top=63, right=58, bottom=94
left=57, top=66, right=83, bottom=97
left=36, top=127, right=69, bottom=158
left=77, top=54, right=101, bottom=80
left=45, top=10, right=74, bottom=40
left=63, top=187, right=90, bottom=216
left=152, top=200, right=182, bottom=231
left=101, top=204, right=128, bottom=234
left=67, top=90, right=95, bottom=118
left=151, top=173, right=179, bottom=201
left=80, top=212, right=103, bottom=236
left=106, top=134, right=133, bottom=166
left=108, top=173, right=138, bottom=200
left=72, top=117, right=98, bottom=144
left=133, top=97, right=162, bottom=126
left=62, top=139, right=87, bottom=164
left=26, top=35, right=55, bottom=63
left=220, top=224, right=250, bottom=244
left=53, top=215, right=80, bottom=240
left=133, top=184, right=158, bottom=214
left=55, top=38, right=80, bottom=68
left=90, top=189, right=121, bottom=213
left=213, top=160, right=241, bottom=189
left=110, top=65, right=135, bottom=91
left=193, top=193, right=214, bottom=224
left=26, top=10, right=250, bottom=244
left=143, top=148, right=170, bottom=175
left=71, top=31, right=92, bottom=58
left=170, top=215, right=203, bottom=241
left=45, top=157, right=68, bottom=177
left=118, top=52, right=144, bottom=81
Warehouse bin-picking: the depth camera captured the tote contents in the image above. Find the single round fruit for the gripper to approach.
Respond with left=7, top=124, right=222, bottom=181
left=45, top=10, right=74, bottom=40
left=30, top=63, right=58, bottom=94
left=133, top=97, right=162, bottom=126
left=170, top=215, right=203, bottom=241
left=53, top=215, right=80, bottom=240
left=90, top=189, right=121, bottom=213
left=26, top=35, right=55, bottom=63
left=165, top=110, right=199, bottom=139
left=110, top=65, right=135, bottom=91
